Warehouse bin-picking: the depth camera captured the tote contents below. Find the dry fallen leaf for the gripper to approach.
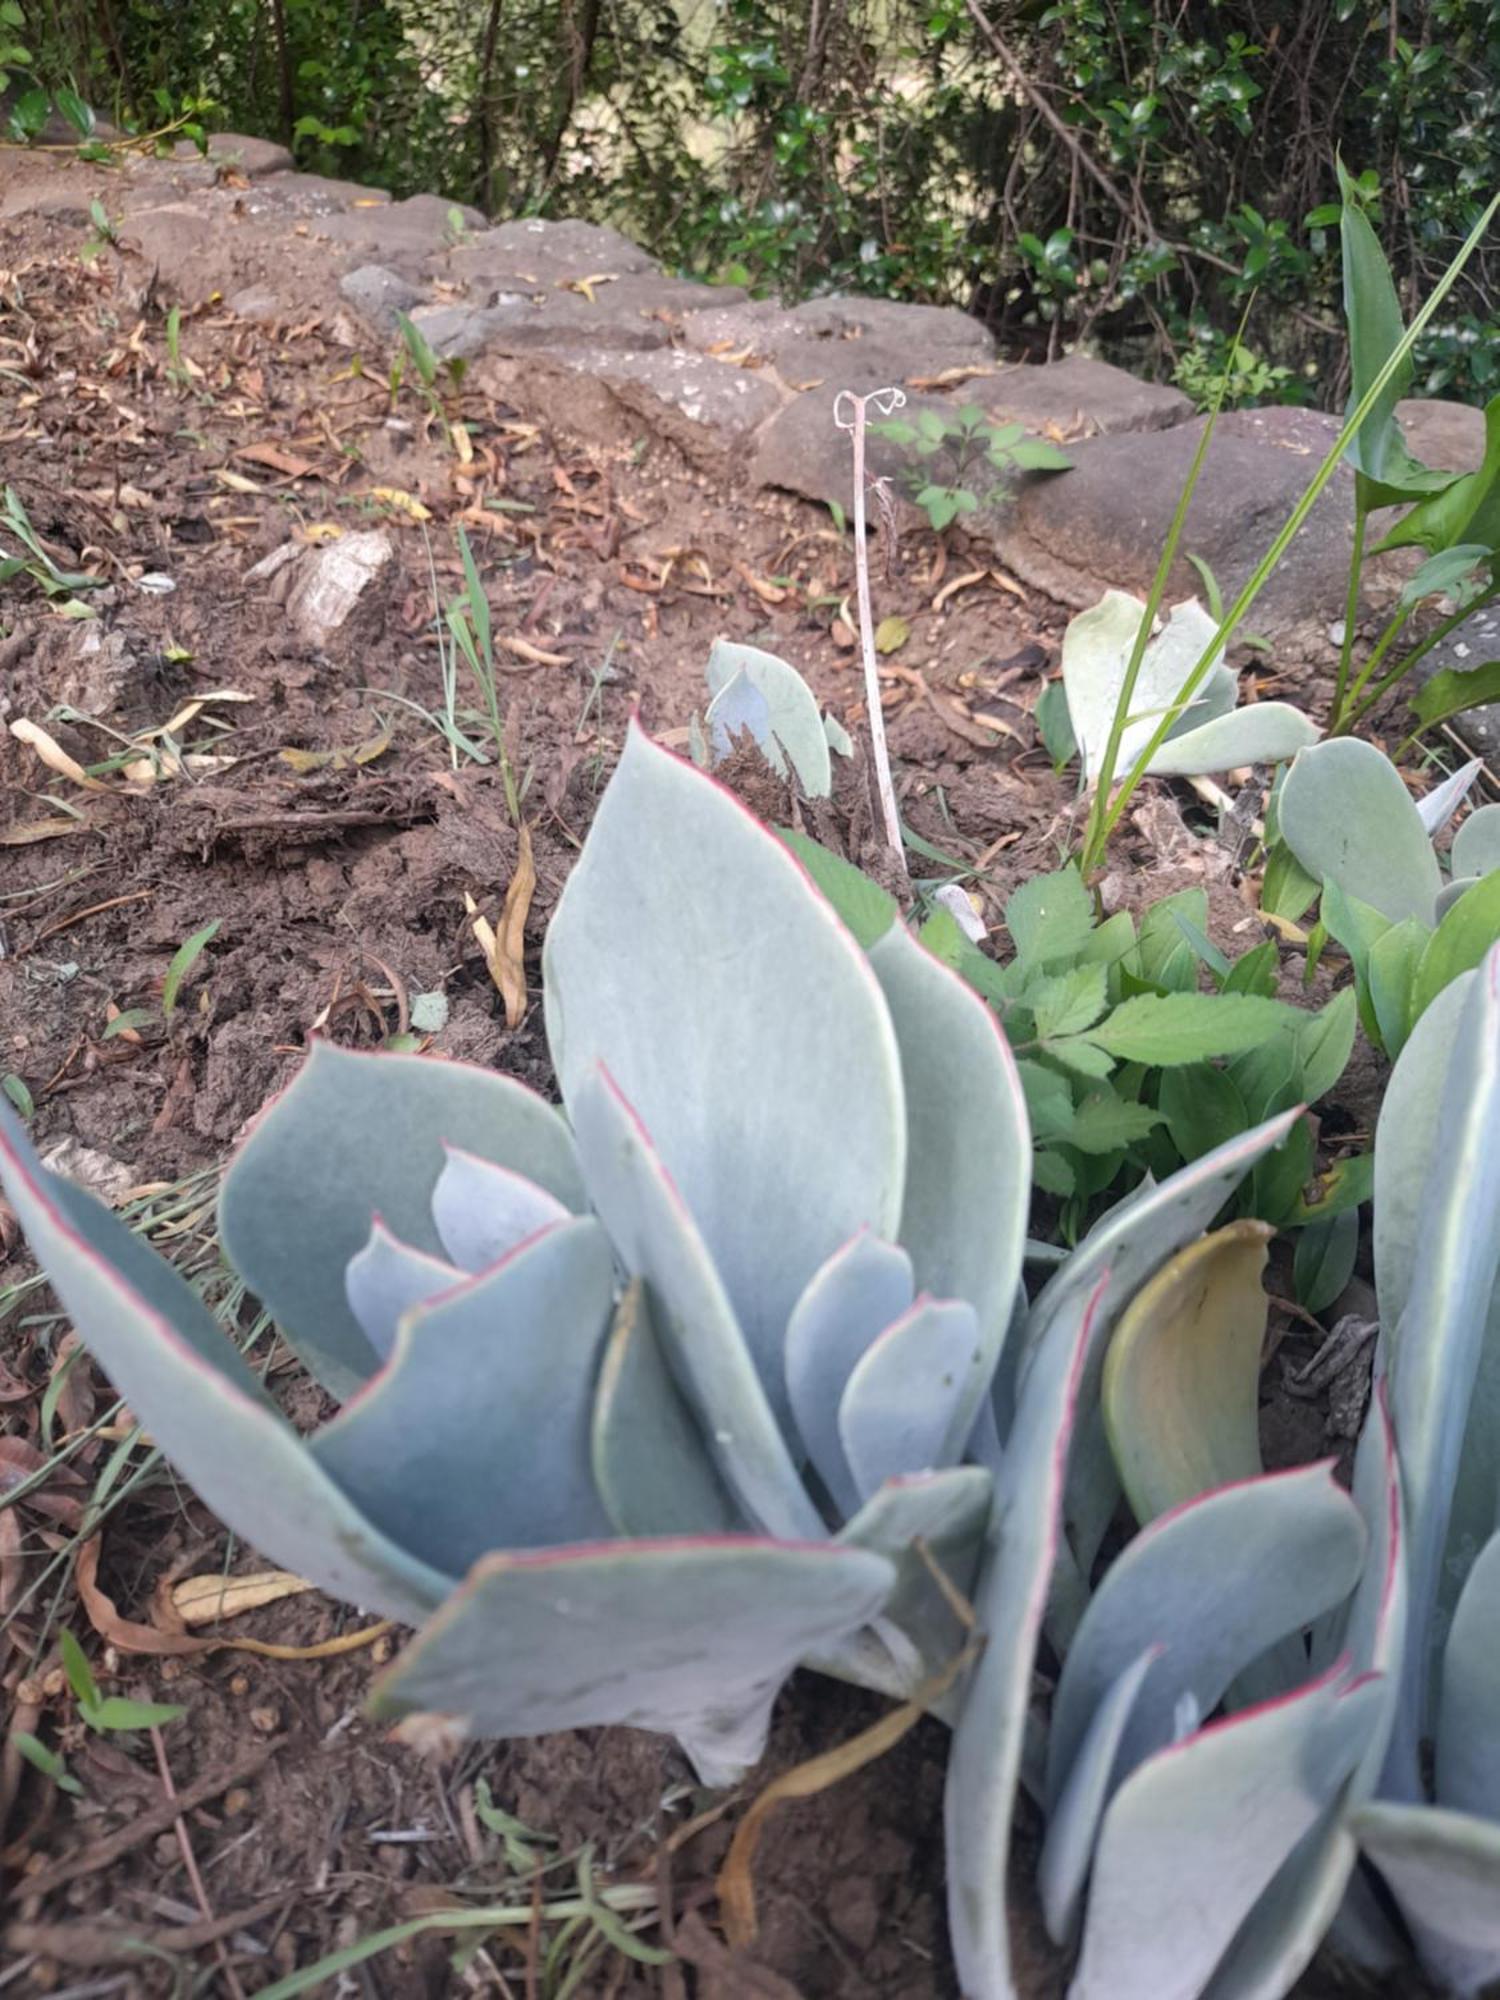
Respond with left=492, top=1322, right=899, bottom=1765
left=172, top=1571, right=314, bottom=1627
left=280, top=727, right=393, bottom=774
left=9, top=718, right=110, bottom=791
left=0, top=817, right=85, bottom=845
left=368, top=485, right=433, bottom=522
left=501, top=634, right=570, bottom=668
left=234, top=442, right=317, bottom=479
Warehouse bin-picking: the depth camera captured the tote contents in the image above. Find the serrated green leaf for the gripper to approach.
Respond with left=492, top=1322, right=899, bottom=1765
left=1030, top=963, right=1108, bottom=1040
left=1084, top=992, right=1290, bottom=1066
left=1016, top=1059, right=1075, bottom=1142
left=1033, top=1148, right=1076, bottom=1197
left=1067, top=1093, right=1164, bottom=1155
left=1042, top=1035, right=1116, bottom=1079
left=1004, top=866, right=1095, bottom=967
left=775, top=828, right=897, bottom=950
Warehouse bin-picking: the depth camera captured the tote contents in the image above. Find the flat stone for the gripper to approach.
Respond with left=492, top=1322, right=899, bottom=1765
left=285, top=530, right=394, bottom=645
left=447, top=217, right=658, bottom=290
left=341, top=263, right=427, bottom=331
left=586, top=346, right=783, bottom=465
left=119, top=204, right=230, bottom=299
left=241, top=172, right=390, bottom=219
left=226, top=283, right=285, bottom=321
left=0, top=178, right=99, bottom=223
left=990, top=406, right=1359, bottom=640
left=175, top=132, right=295, bottom=178
left=311, top=191, right=485, bottom=269
left=406, top=303, right=506, bottom=361
left=977, top=355, right=1191, bottom=436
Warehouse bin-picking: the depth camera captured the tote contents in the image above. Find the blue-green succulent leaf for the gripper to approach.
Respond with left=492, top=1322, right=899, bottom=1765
left=1416, top=760, right=1482, bottom=838
left=1383, top=945, right=1500, bottom=1797
left=1143, top=703, right=1320, bottom=779
left=1352, top=1803, right=1500, bottom=2000
left=1071, top=1667, right=1386, bottom=2000
left=219, top=1041, right=585, bottom=1397
left=784, top=1232, right=914, bottom=1518
left=1436, top=1529, right=1500, bottom=1821
left=344, top=1220, right=460, bottom=1361
left=1278, top=739, right=1442, bottom=927
left=1374, top=972, right=1473, bottom=1333
left=0, top=1105, right=452, bottom=1622
left=591, top=1280, right=743, bottom=1537
left=945, top=1272, right=1105, bottom=2000
left=431, top=1147, right=569, bottom=1272
left=311, top=1218, right=617, bottom=1573
left=867, top=919, right=1030, bottom=1405
left=705, top=644, right=833, bottom=796
left=838, top=1296, right=984, bottom=1502
left=543, top=724, right=906, bottom=1427
left=1208, top=1390, right=1407, bottom=2000
left=1038, top=1645, right=1160, bottom=1945
left=1453, top=803, right=1500, bottom=882
left=835, top=1468, right=992, bottom=1688
left=369, top=1538, right=897, bottom=1788
left=1046, top=1465, right=1368, bottom=1812
left=570, top=1063, right=823, bottom=1540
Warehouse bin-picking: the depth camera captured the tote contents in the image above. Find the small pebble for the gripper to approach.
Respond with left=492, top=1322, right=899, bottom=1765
left=224, top=1786, right=253, bottom=1816
left=249, top=1704, right=281, bottom=1734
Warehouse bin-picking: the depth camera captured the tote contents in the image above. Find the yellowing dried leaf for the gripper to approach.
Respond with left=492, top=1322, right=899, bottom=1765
left=9, top=718, right=110, bottom=791
left=299, top=521, right=344, bottom=545
left=213, top=468, right=265, bottom=494
left=501, top=634, right=569, bottom=668
left=0, top=817, right=85, bottom=845
left=875, top=615, right=910, bottom=655
left=172, top=1570, right=314, bottom=1627
left=466, top=824, right=536, bottom=1028
left=369, top=486, right=432, bottom=522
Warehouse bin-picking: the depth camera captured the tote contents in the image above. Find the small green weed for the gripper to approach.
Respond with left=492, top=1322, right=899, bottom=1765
left=870, top=404, right=1071, bottom=533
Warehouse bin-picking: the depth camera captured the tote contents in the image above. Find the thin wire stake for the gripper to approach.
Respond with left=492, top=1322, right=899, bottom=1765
left=835, top=387, right=908, bottom=881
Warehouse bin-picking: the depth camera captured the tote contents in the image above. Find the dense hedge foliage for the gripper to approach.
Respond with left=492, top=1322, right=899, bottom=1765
left=9, top=0, right=1500, bottom=399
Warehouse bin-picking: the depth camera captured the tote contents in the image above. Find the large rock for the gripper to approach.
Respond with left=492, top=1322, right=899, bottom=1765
left=1395, top=396, right=1486, bottom=473
left=120, top=203, right=232, bottom=299
left=992, top=406, right=1358, bottom=638
left=751, top=347, right=1187, bottom=515
left=979, top=354, right=1190, bottom=436
left=570, top=347, right=782, bottom=469
left=411, top=273, right=737, bottom=360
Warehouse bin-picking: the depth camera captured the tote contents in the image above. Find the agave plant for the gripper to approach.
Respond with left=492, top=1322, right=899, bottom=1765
left=0, top=721, right=1037, bottom=1785
left=1061, top=589, right=1319, bottom=787
left=1277, top=737, right=1500, bottom=1054
left=688, top=637, right=851, bottom=797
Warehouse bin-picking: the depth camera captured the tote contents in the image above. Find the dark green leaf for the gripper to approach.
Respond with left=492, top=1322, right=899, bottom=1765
left=1367, top=918, right=1426, bottom=1056
left=1293, top=1209, right=1360, bottom=1315
left=1411, top=868, right=1500, bottom=1019
left=161, top=919, right=220, bottom=1020
left=1169, top=909, right=1232, bottom=981
left=1222, top=940, right=1279, bottom=998
left=1408, top=660, right=1500, bottom=732
left=776, top=830, right=897, bottom=949
left=1261, top=840, right=1321, bottom=923
left=59, top=1631, right=100, bottom=1709
left=1159, top=1063, right=1249, bottom=1163
left=1227, top=1033, right=1298, bottom=1124
left=1135, top=890, right=1210, bottom=993
left=1249, top=1109, right=1314, bottom=1226
left=1016, top=1058, right=1075, bottom=1141
left=1289, top=1150, right=1374, bottom=1224
left=1033, top=1149, right=1076, bottom=1197
left=1034, top=679, right=1077, bottom=771
left=1294, top=988, right=1357, bottom=1104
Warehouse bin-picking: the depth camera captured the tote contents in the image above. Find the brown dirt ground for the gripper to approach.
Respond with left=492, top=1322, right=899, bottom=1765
left=0, top=211, right=1424, bottom=1998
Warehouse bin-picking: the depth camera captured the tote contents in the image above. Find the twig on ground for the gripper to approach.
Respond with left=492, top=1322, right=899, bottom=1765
left=834, top=387, right=908, bottom=881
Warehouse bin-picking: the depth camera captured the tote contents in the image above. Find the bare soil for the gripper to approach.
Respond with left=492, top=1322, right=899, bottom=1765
left=0, top=211, right=1398, bottom=1997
